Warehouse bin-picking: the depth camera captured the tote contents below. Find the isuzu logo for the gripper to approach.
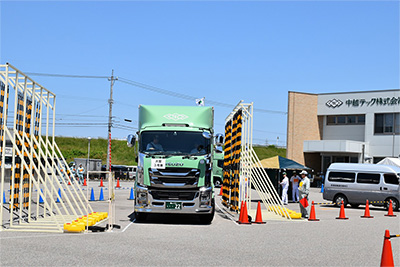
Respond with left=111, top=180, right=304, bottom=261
left=163, top=113, right=188, bottom=121
left=166, top=162, right=184, bottom=167
left=325, top=99, right=343, bottom=108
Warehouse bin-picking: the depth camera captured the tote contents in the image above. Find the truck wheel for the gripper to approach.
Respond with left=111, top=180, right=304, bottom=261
left=333, top=194, right=348, bottom=207
left=199, top=199, right=215, bottom=224
left=386, top=198, right=399, bottom=211
left=135, top=212, right=147, bottom=222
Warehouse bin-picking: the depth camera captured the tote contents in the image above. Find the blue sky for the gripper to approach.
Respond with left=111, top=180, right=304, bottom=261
left=1, top=1, right=399, bottom=146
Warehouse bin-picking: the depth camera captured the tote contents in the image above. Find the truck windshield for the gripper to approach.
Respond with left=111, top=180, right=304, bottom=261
left=140, top=131, right=211, bottom=155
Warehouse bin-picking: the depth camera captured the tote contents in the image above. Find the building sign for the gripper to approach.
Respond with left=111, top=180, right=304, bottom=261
left=326, top=97, right=400, bottom=108
left=345, top=97, right=400, bottom=107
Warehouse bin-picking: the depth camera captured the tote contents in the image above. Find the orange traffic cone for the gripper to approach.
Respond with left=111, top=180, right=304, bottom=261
left=253, top=201, right=266, bottom=224
left=116, top=178, right=121, bottom=188
left=336, top=200, right=349, bottom=220
left=385, top=200, right=397, bottom=217
left=380, top=229, right=394, bottom=267
left=68, top=179, right=71, bottom=185
left=361, top=200, right=373, bottom=218
left=83, top=178, right=87, bottom=186
left=238, top=201, right=244, bottom=222
left=99, top=178, right=104, bottom=187
left=308, top=201, right=320, bottom=221
left=237, top=201, right=251, bottom=224
left=219, top=187, right=223, bottom=196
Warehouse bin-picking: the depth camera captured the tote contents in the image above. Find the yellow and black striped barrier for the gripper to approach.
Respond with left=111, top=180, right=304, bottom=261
left=311, top=200, right=390, bottom=206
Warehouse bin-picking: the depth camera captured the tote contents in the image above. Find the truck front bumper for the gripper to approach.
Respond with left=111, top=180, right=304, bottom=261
left=134, top=185, right=214, bottom=214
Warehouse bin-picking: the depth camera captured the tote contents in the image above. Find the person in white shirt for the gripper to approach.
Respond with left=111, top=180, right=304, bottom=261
left=290, top=172, right=300, bottom=202
left=279, top=172, right=289, bottom=205
left=298, top=170, right=311, bottom=218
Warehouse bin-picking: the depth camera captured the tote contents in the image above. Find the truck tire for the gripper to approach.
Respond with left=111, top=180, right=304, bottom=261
left=199, top=199, right=215, bottom=224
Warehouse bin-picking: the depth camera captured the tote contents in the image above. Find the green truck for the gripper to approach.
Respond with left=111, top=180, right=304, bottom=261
left=127, top=105, right=223, bottom=223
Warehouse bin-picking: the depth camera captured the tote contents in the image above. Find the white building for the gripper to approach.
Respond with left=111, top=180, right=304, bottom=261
left=287, top=89, right=400, bottom=174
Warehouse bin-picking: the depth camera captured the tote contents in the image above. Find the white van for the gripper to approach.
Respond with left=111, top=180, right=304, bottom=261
left=127, top=166, right=137, bottom=180
left=323, top=163, right=400, bottom=211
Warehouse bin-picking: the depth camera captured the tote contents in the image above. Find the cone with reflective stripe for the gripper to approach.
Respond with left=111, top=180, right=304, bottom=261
left=361, top=200, right=373, bottom=218
left=99, top=188, right=104, bottom=201
left=237, top=201, right=251, bottom=224
left=308, top=201, right=320, bottom=221
left=384, top=200, right=396, bottom=217
left=56, top=188, right=62, bottom=203
left=39, top=189, right=44, bottom=204
left=128, top=187, right=134, bottom=200
left=380, top=229, right=394, bottom=267
left=116, top=178, right=121, bottom=188
left=99, top=178, right=104, bottom=187
left=336, top=200, right=348, bottom=219
left=253, top=201, right=266, bottom=224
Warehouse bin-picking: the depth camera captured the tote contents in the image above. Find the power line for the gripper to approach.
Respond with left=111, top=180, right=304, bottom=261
left=118, top=77, right=287, bottom=114
left=22, top=71, right=287, bottom=114
left=25, top=72, right=109, bottom=79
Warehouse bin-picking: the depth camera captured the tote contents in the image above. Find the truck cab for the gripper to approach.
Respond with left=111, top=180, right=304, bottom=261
left=128, top=105, right=220, bottom=223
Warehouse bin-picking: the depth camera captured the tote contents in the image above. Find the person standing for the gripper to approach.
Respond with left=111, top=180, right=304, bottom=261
left=279, top=172, right=289, bottom=205
left=298, top=170, right=310, bottom=218
left=290, top=172, right=300, bottom=202
left=77, top=163, right=85, bottom=185
left=69, top=163, right=76, bottom=184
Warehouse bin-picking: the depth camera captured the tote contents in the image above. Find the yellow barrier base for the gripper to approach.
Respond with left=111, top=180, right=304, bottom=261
left=63, top=212, right=109, bottom=233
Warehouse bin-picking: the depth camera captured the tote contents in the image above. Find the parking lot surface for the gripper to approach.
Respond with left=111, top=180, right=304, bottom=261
left=1, top=182, right=399, bottom=266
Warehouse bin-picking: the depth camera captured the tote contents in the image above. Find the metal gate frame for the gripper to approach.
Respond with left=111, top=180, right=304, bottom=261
left=222, top=101, right=290, bottom=219
left=0, top=63, right=94, bottom=232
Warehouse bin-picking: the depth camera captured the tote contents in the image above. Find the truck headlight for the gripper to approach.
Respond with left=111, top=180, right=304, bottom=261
left=199, top=187, right=212, bottom=207
left=136, top=187, right=148, bottom=206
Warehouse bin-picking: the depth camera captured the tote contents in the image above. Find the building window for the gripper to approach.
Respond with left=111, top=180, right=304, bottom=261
left=374, top=113, right=400, bottom=134
left=327, top=114, right=365, bottom=125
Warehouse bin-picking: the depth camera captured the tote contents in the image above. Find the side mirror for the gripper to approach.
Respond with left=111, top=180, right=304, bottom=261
left=127, top=134, right=136, bottom=148
left=215, top=133, right=224, bottom=146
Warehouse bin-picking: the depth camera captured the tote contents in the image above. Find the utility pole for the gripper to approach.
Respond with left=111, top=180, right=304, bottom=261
left=107, top=70, right=118, bottom=172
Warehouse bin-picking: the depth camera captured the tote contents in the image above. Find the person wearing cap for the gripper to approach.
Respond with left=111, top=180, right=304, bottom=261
left=298, top=170, right=310, bottom=218
left=290, top=172, right=300, bottom=202
left=77, top=163, right=85, bottom=184
left=146, top=135, right=164, bottom=151
left=69, top=163, right=76, bottom=184
left=279, top=172, right=289, bottom=205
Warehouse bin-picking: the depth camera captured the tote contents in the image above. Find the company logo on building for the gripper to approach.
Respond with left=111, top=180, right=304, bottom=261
left=325, top=99, right=343, bottom=108
left=163, top=113, right=188, bottom=121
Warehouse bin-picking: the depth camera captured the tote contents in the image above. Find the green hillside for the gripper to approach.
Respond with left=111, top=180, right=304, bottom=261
left=55, top=137, right=286, bottom=165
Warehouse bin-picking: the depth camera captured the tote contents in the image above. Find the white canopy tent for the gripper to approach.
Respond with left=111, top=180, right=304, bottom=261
left=377, top=157, right=400, bottom=168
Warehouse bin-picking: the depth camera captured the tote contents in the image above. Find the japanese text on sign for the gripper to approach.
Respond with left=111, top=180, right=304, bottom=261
left=151, top=158, right=166, bottom=169
left=345, top=97, right=400, bottom=107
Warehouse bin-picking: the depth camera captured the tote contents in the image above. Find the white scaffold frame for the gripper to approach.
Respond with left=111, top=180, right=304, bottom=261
left=86, top=171, right=115, bottom=232
left=0, top=63, right=95, bottom=232
left=226, top=100, right=291, bottom=220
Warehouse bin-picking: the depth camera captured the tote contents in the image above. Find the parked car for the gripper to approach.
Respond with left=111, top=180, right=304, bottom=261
left=323, top=163, right=400, bottom=211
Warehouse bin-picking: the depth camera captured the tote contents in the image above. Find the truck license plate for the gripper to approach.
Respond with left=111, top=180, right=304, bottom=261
left=166, top=202, right=182, bottom=210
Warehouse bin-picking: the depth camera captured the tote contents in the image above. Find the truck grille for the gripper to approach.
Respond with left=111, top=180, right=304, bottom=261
left=149, top=190, right=198, bottom=200
left=148, top=168, right=200, bottom=188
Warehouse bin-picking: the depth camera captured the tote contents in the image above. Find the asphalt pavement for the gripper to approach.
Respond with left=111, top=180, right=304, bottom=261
left=1, top=181, right=399, bottom=266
